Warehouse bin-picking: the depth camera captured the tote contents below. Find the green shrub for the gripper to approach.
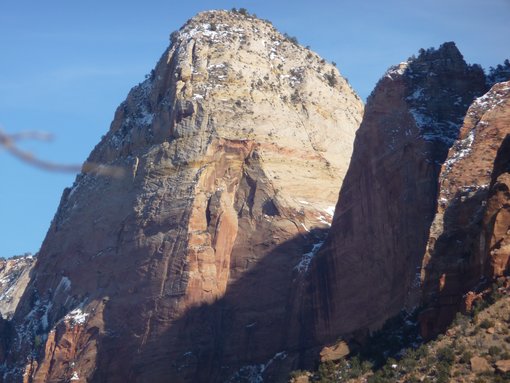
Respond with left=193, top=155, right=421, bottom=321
left=435, top=359, right=452, bottom=381
left=454, top=312, right=471, bottom=334
left=460, top=350, right=473, bottom=363
left=489, top=345, right=502, bottom=356
left=473, top=300, right=489, bottom=317
left=456, top=342, right=466, bottom=355
left=489, top=282, right=504, bottom=303
left=347, top=356, right=364, bottom=378
left=283, top=33, right=299, bottom=45
left=367, top=372, right=393, bottom=383
left=494, top=373, right=510, bottom=383
left=436, top=346, right=455, bottom=364
left=480, top=319, right=495, bottom=329
left=324, top=70, right=337, bottom=87
left=400, top=355, right=418, bottom=371
left=33, top=335, right=42, bottom=349
left=415, top=344, right=429, bottom=359
left=317, top=361, right=335, bottom=383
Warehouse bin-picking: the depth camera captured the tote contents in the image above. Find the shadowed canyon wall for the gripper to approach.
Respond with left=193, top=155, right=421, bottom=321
left=309, top=42, right=487, bottom=344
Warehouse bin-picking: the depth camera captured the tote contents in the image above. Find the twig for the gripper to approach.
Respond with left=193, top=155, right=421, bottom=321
left=0, top=128, right=125, bottom=177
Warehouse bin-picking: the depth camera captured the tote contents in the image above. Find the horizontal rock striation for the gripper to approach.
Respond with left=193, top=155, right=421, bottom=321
left=3, top=10, right=362, bottom=383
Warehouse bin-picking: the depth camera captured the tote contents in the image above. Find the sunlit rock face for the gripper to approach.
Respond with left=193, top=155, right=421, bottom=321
left=421, top=81, right=510, bottom=338
left=0, top=255, right=34, bottom=320
left=2, top=10, right=362, bottom=383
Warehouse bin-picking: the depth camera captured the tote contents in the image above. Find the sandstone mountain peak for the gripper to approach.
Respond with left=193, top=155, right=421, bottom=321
left=4, top=10, right=509, bottom=383
left=91, top=8, right=362, bottom=199
left=380, top=41, right=486, bottom=148
left=2, top=11, right=363, bottom=383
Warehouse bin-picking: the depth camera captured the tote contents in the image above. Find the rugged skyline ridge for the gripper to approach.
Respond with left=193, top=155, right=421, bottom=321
left=1, top=10, right=362, bottom=383
left=308, top=41, right=488, bottom=345
left=1, top=10, right=509, bottom=383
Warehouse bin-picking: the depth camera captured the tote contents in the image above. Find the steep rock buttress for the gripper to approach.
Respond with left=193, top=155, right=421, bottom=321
left=2, top=10, right=362, bottom=383
left=308, top=43, right=487, bottom=345
left=421, top=81, right=510, bottom=337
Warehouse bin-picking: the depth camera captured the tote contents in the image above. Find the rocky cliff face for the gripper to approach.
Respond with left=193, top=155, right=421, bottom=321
left=0, top=256, right=34, bottom=320
left=421, top=81, right=510, bottom=337
left=308, top=42, right=487, bottom=345
left=3, top=10, right=362, bottom=383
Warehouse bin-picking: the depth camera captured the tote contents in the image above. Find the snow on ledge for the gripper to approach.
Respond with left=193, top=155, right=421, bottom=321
left=385, top=61, right=409, bottom=80
left=295, top=241, right=325, bottom=273
left=443, top=130, right=475, bottom=171
left=65, top=307, right=89, bottom=326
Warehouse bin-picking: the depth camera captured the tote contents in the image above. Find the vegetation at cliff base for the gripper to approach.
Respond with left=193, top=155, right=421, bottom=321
left=291, top=281, right=510, bottom=383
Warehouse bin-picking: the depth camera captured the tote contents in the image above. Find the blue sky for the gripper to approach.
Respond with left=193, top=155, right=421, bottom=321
left=1, top=0, right=509, bottom=257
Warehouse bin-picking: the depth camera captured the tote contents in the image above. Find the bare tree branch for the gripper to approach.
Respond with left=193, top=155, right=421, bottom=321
left=0, top=128, right=125, bottom=177
left=8, top=131, right=54, bottom=142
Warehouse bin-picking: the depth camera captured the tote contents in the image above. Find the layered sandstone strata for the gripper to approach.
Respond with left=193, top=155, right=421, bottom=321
left=3, top=10, right=362, bottom=383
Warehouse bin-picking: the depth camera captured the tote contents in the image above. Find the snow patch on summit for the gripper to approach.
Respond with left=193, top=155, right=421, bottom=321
left=470, top=82, right=510, bottom=115
left=179, top=23, right=246, bottom=44
left=385, top=61, right=409, bottom=80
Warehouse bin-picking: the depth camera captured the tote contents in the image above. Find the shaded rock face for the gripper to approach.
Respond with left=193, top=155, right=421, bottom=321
left=308, top=42, right=487, bottom=344
left=5, top=10, right=362, bottom=383
left=421, top=81, right=510, bottom=337
left=0, top=315, right=14, bottom=366
left=0, top=256, right=35, bottom=320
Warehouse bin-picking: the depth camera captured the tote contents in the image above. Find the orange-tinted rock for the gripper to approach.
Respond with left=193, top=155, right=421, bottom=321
left=421, top=81, right=510, bottom=337
left=470, top=356, right=493, bottom=373
left=319, top=341, right=350, bottom=362
left=495, top=359, right=510, bottom=373
left=4, top=11, right=362, bottom=383
left=309, top=42, right=487, bottom=344
left=292, top=375, right=311, bottom=383
left=463, top=291, right=483, bottom=312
